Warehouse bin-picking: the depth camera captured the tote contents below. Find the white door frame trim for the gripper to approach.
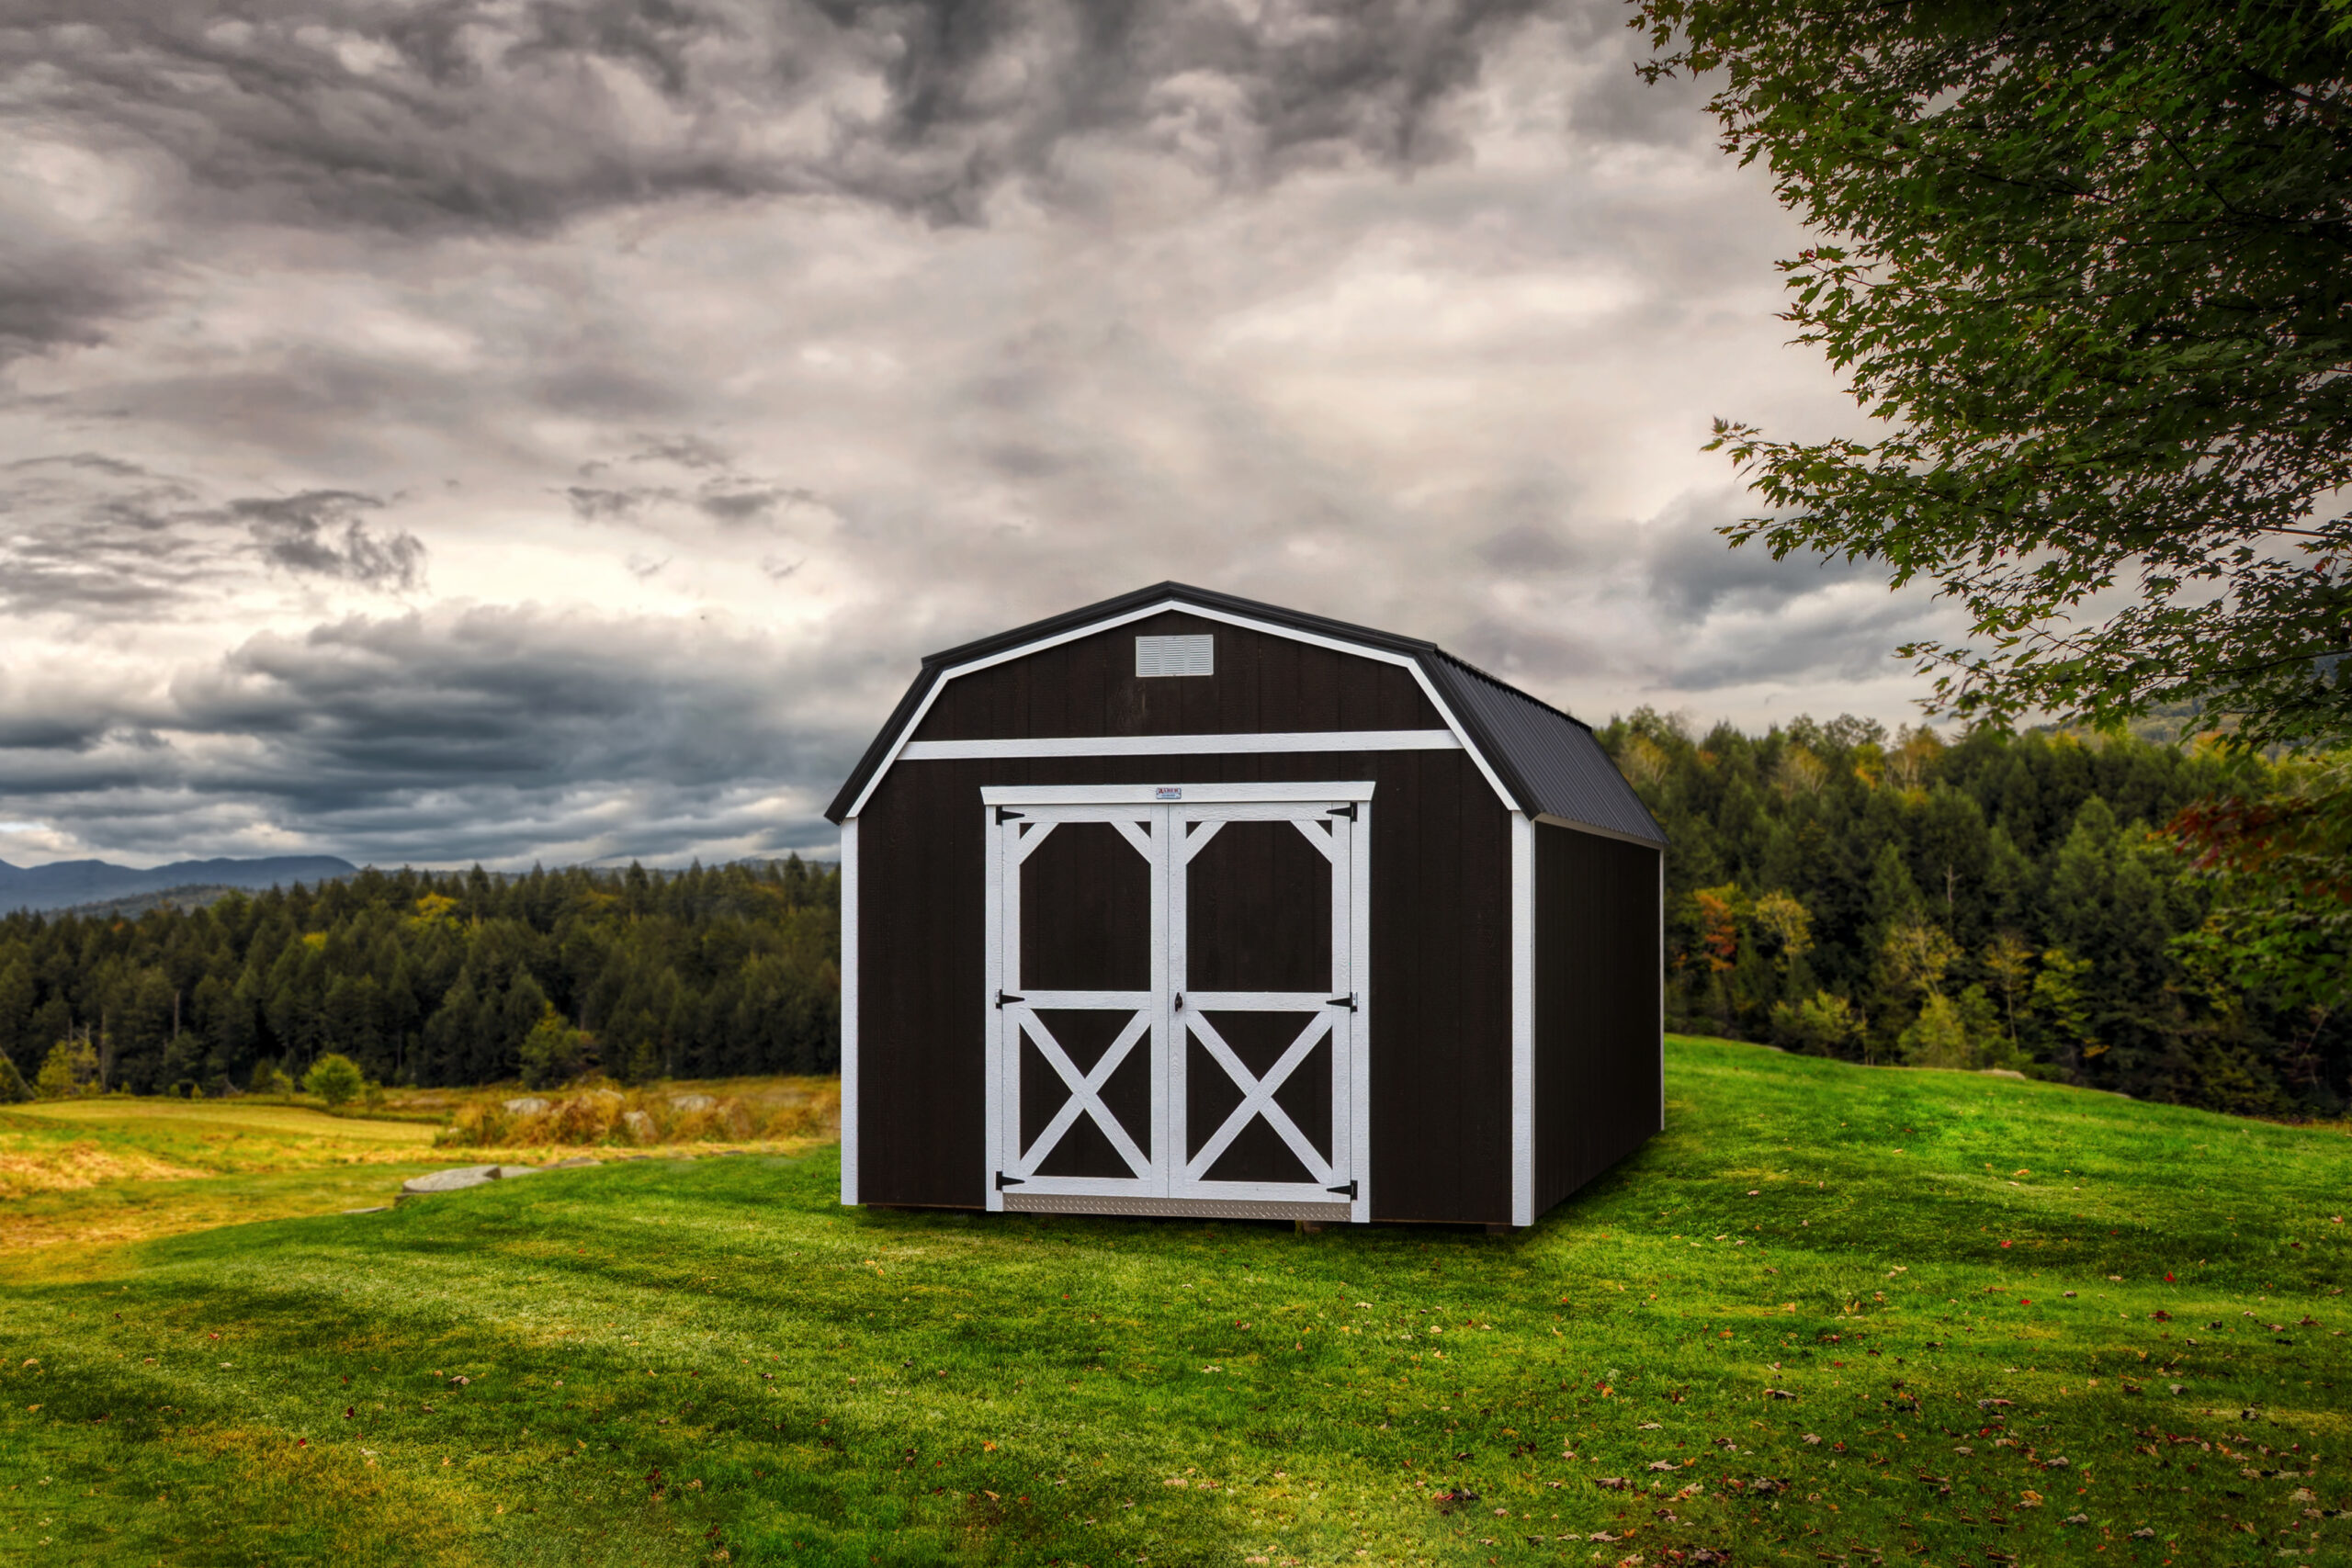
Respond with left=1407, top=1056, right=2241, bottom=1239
left=981, top=789, right=1371, bottom=1220
left=839, top=596, right=1515, bottom=819
left=983, top=782, right=1375, bottom=807
left=899, top=728, right=1457, bottom=761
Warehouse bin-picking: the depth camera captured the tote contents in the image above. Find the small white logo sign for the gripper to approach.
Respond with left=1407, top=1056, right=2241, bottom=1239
left=1155, top=785, right=1183, bottom=801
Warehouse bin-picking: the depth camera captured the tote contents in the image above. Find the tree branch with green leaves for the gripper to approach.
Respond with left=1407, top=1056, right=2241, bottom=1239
left=1635, top=0, right=2352, bottom=750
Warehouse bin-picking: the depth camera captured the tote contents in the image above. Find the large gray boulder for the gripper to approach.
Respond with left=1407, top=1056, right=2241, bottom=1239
left=502, top=1096, right=551, bottom=1114
left=400, top=1165, right=500, bottom=1194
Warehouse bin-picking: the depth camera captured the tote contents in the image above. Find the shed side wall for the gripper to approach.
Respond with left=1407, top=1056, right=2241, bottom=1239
left=1532, top=821, right=1664, bottom=1216
left=856, top=745, right=1512, bottom=1223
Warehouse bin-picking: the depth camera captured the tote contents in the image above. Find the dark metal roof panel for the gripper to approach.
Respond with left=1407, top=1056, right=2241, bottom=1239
left=1418, top=655, right=1667, bottom=845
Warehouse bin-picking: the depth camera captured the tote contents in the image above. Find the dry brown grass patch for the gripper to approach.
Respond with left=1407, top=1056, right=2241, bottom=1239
left=0, top=1139, right=211, bottom=1200
left=434, top=1077, right=838, bottom=1150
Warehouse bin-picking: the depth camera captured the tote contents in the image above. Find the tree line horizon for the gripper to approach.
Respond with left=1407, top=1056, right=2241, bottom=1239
left=1600, top=711, right=2346, bottom=1118
left=1, top=715, right=2343, bottom=1120
left=0, top=857, right=840, bottom=1099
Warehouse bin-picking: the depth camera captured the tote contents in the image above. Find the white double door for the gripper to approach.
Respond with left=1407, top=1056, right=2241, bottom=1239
left=984, top=787, right=1368, bottom=1212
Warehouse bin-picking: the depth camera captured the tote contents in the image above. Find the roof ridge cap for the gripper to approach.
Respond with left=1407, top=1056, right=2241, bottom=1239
left=918, top=581, right=1438, bottom=667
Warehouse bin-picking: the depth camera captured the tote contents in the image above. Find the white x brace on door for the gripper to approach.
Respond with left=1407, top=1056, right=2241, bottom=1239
left=983, top=783, right=1371, bottom=1220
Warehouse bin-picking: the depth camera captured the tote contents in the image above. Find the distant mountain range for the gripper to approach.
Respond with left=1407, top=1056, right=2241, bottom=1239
left=0, top=856, right=357, bottom=914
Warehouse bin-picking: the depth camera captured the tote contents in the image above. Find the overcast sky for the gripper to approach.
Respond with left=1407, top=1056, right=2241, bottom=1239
left=0, top=0, right=1942, bottom=870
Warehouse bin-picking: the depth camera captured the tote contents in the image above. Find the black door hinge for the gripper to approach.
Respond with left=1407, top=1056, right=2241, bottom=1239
left=996, top=1170, right=1026, bottom=1190
left=1326, top=993, right=1358, bottom=1011
left=996, top=990, right=1024, bottom=1009
left=1327, top=1179, right=1358, bottom=1199
left=1327, top=802, right=1357, bottom=820
left=995, top=807, right=1026, bottom=824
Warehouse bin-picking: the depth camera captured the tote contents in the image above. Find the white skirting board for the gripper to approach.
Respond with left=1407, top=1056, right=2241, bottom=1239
left=1002, top=1193, right=1351, bottom=1222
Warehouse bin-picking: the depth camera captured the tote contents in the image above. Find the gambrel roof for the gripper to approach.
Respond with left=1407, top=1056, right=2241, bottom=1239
left=825, top=582, right=1667, bottom=845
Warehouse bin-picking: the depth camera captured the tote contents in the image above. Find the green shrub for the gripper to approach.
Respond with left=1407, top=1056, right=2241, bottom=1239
left=1899, top=993, right=1973, bottom=1068
left=1770, top=989, right=1865, bottom=1055
left=34, top=1038, right=100, bottom=1099
left=0, top=1052, right=31, bottom=1104
left=302, top=1053, right=366, bottom=1109
left=518, top=1006, right=592, bottom=1089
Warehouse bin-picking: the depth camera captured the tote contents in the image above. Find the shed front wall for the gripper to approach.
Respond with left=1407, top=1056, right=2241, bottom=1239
left=1531, top=821, right=1665, bottom=1215
left=855, top=746, right=1514, bottom=1224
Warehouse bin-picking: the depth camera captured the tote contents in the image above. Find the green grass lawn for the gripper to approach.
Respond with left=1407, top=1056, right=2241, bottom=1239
left=0, top=1036, right=2346, bottom=1567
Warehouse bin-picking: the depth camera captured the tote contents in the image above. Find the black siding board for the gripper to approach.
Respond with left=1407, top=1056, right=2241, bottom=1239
left=1532, top=820, right=1663, bottom=1216
left=1455, top=762, right=1514, bottom=1222
left=858, top=755, right=989, bottom=1207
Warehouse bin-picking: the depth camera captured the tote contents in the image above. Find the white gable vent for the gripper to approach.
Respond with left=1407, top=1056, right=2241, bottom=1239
left=1135, top=633, right=1214, bottom=677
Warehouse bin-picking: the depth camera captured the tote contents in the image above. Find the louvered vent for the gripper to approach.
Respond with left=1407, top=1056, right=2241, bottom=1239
left=1135, top=633, right=1214, bottom=677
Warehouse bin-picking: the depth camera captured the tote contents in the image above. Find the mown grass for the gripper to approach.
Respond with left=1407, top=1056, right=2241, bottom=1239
left=0, top=1037, right=2345, bottom=1567
left=0, top=1083, right=840, bottom=1268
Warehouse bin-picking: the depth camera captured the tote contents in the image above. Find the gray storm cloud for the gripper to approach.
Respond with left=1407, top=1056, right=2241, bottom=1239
left=2, top=0, right=1549, bottom=240
left=0, top=0, right=1928, bottom=868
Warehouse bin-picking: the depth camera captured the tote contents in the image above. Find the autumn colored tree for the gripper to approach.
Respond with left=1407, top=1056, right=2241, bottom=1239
left=1603, top=706, right=2343, bottom=1111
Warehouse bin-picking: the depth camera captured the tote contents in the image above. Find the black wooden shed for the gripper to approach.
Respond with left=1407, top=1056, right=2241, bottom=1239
left=825, top=584, right=1666, bottom=1228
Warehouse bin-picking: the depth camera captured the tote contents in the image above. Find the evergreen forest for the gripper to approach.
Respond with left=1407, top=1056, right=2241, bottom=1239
left=1598, top=712, right=2350, bottom=1118
left=0, top=858, right=840, bottom=1097
left=4, top=721, right=2345, bottom=1122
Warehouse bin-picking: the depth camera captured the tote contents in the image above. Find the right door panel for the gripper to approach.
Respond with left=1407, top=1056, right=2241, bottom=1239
left=1169, top=803, right=1357, bottom=1205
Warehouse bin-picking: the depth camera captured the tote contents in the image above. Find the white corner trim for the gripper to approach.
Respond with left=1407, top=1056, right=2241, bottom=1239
left=981, top=781, right=1375, bottom=806
left=1510, top=810, right=1535, bottom=1228
left=899, top=728, right=1458, bottom=761
left=839, top=817, right=859, bottom=1208
left=1350, top=799, right=1374, bottom=1224
left=840, top=595, right=1519, bottom=819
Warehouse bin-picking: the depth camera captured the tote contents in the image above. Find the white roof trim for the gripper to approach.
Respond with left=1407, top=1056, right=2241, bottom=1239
left=841, top=595, right=1517, bottom=819
left=982, top=781, right=1376, bottom=805
left=899, top=728, right=1458, bottom=761
left=1532, top=813, right=1669, bottom=851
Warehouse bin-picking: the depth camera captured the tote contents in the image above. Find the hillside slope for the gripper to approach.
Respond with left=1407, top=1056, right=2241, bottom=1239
left=0, top=1038, right=2343, bottom=1566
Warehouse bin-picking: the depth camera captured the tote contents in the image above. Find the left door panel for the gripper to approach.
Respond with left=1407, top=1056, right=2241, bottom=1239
left=987, top=805, right=1166, bottom=1207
